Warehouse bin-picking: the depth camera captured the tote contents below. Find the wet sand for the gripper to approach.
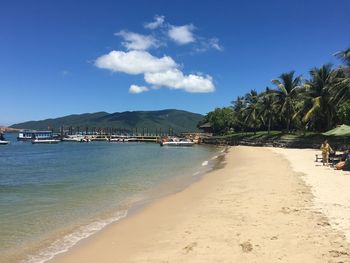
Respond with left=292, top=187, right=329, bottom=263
left=50, top=146, right=350, bottom=262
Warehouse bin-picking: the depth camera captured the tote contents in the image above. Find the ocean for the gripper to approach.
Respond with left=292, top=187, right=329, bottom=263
left=0, top=133, right=221, bottom=263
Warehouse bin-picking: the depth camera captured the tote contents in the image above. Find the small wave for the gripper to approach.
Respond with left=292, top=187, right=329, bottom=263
left=23, top=210, right=127, bottom=263
left=211, top=155, right=218, bottom=160
left=202, top=160, right=209, bottom=166
left=193, top=171, right=200, bottom=176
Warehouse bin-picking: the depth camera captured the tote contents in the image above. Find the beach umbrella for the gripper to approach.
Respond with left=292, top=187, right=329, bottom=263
left=322, top=124, right=350, bottom=137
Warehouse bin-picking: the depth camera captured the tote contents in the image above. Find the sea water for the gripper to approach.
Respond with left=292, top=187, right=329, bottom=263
left=0, top=133, right=221, bottom=263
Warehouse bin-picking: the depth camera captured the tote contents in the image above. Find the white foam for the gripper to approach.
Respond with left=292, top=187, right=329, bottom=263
left=211, top=155, right=218, bottom=160
left=193, top=171, right=200, bottom=176
left=23, top=210, right=127, bottom=263
left=202, top=160, right=209, bottom=166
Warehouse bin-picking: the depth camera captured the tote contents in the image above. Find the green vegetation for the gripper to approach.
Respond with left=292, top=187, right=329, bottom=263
left=211, top=130, right=320, bottom=140
left=337, top=101, right=350, bottom=125
left=10, top=109, right=203, bottom=133
left=202, top=47, right=350, bottom=135
left=198, top=107, right=234, bottom=135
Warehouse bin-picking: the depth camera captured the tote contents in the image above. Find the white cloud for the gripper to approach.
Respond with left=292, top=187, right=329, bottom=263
left=209, top=38, right=223, bottom=51
left=144, top=69, right=215, bottom=93
left=144, top=15, right=165, bottom=29
left=95, top=49, right=216, bottom=93
left=129, top=84, right=149, bottom=94
left=168, top=24, right=195, bottom=45
left=193, top=37, right=224, bottom=53
left=95, top=50, right=177, bottom=75
left=115, top=30, right=159, bottom=50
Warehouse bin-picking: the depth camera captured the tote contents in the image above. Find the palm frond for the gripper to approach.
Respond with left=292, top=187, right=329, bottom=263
left=302, top=96, right=321, bottom=122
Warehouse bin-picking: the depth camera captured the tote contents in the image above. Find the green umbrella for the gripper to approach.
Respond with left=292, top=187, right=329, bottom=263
left=322, top=124, right=350, bottom=136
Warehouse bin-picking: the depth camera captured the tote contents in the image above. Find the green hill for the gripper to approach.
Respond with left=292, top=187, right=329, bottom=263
left=10, top=109, right=203, bottom=133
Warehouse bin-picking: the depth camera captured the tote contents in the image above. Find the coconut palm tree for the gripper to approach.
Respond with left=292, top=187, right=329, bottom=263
left=243, top=90, right=260, bottom=134
left=257, top=88, right=277, bottom=134
left=334, top=47, right=350, bottom=67
left=302, top=64, right=337, bottom=130
left=329, top=68, right=350, bottom=107
left=271, top=71, right=302, bottom=133
left=231, top=96, right=246, bottom=132
left=331, top=48, right=350, bottom=106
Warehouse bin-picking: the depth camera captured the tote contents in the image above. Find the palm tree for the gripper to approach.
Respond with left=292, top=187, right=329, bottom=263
left=334, top=47, right=350, bottom=67
left=231, top=96, right=246, bottom=132
left=302, top=64, right=337, bottom=130
left=258, top=88, right=276, bottom=134
left=332, top=48, right=350, bottom=106
left=329, top=68, right=350, bottom=107
left=243, top=90, right=260, bottom=135
left=271, top=71, right=302, bottom=133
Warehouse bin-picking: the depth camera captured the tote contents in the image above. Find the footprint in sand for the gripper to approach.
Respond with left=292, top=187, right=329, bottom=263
left=329, top=249, right=350, bottom=258
left=240, top=241, right=253, bottom=253
left=280, top=207, right=300, bottom=214
left=317, top=220, right=331, bottom=227
left=183, top=242, right=197, bottom=254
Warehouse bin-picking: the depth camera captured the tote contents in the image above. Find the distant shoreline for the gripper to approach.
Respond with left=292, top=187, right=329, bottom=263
left=0, top=127, right=21, bottom=132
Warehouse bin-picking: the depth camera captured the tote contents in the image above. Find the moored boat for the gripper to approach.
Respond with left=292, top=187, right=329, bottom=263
left=160, top=137, right=194, bottom=147
left=0, top=133, right=10, bottom=145
left=31, top=139, right=60, bottom=144
left=17, top=130, right=54, bottom=141
left=109, top=136, right=137, bottom=142
left=62, top=135, right=90, bottom=142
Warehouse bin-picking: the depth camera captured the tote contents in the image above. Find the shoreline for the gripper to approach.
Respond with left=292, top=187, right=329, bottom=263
left=7, top=145, right=224, bottom=263
left=49, top=146, right=350, bottom=262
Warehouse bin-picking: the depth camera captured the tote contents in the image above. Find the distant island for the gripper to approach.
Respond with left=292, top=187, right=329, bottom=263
left=10, top=109, right=203, bottom=133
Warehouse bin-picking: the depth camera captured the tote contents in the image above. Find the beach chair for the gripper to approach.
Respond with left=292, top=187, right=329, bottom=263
left=329, top=151, right=346, bottom=167
left=315, top=154, right=323, bottom=162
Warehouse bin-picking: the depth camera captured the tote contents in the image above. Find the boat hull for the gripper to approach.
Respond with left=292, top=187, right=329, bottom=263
left=62, top=136, right=90, bottom=142
left=160, top=141, right=194, bottom=147
left=31, top=139, right=60, bottom=144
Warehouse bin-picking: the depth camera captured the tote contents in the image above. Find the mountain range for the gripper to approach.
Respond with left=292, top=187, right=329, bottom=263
left=10, top=109, right=204, bottom=133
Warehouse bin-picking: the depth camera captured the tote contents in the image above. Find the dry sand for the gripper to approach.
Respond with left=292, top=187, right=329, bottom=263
left=271, top=147, right=350, bottom=243
left=50, top=146, right=350, bottom=263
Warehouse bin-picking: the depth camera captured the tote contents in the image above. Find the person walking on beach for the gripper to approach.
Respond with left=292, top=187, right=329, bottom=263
left=320, top=140, right=333, bottom=166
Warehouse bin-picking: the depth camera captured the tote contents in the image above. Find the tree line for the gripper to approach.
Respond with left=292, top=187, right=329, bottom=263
left=200, top=48, right=350, bottom=135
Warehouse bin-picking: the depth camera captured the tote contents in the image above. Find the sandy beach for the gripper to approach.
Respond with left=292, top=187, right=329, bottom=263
left=50, top=146, right=350, bottom=262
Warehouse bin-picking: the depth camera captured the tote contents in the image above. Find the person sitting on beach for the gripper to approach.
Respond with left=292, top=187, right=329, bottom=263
left=320, top=140, right=333, bottom=166
left=341, top=149, right=350, bottom=161
left=336, top=149, right=350, bottom=170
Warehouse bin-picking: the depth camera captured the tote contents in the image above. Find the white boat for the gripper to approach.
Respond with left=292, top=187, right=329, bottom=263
left=160, top=138, right=194, bottom=147
left=62, top=136, right=82, bottom=142
left=17, top=130, right=53, bottom=141
left=62, top=135, right=90, bottom=142
left=122, top=137, right=137, bottom=142
left=0, top=133, right=9, bottom=145
left=109, top=137, right=137, bottom=142
left=32, top=139, right=60, bottom=144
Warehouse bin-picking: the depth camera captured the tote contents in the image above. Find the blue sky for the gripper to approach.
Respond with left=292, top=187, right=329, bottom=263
left=1, top=0, right=349, bottom=125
